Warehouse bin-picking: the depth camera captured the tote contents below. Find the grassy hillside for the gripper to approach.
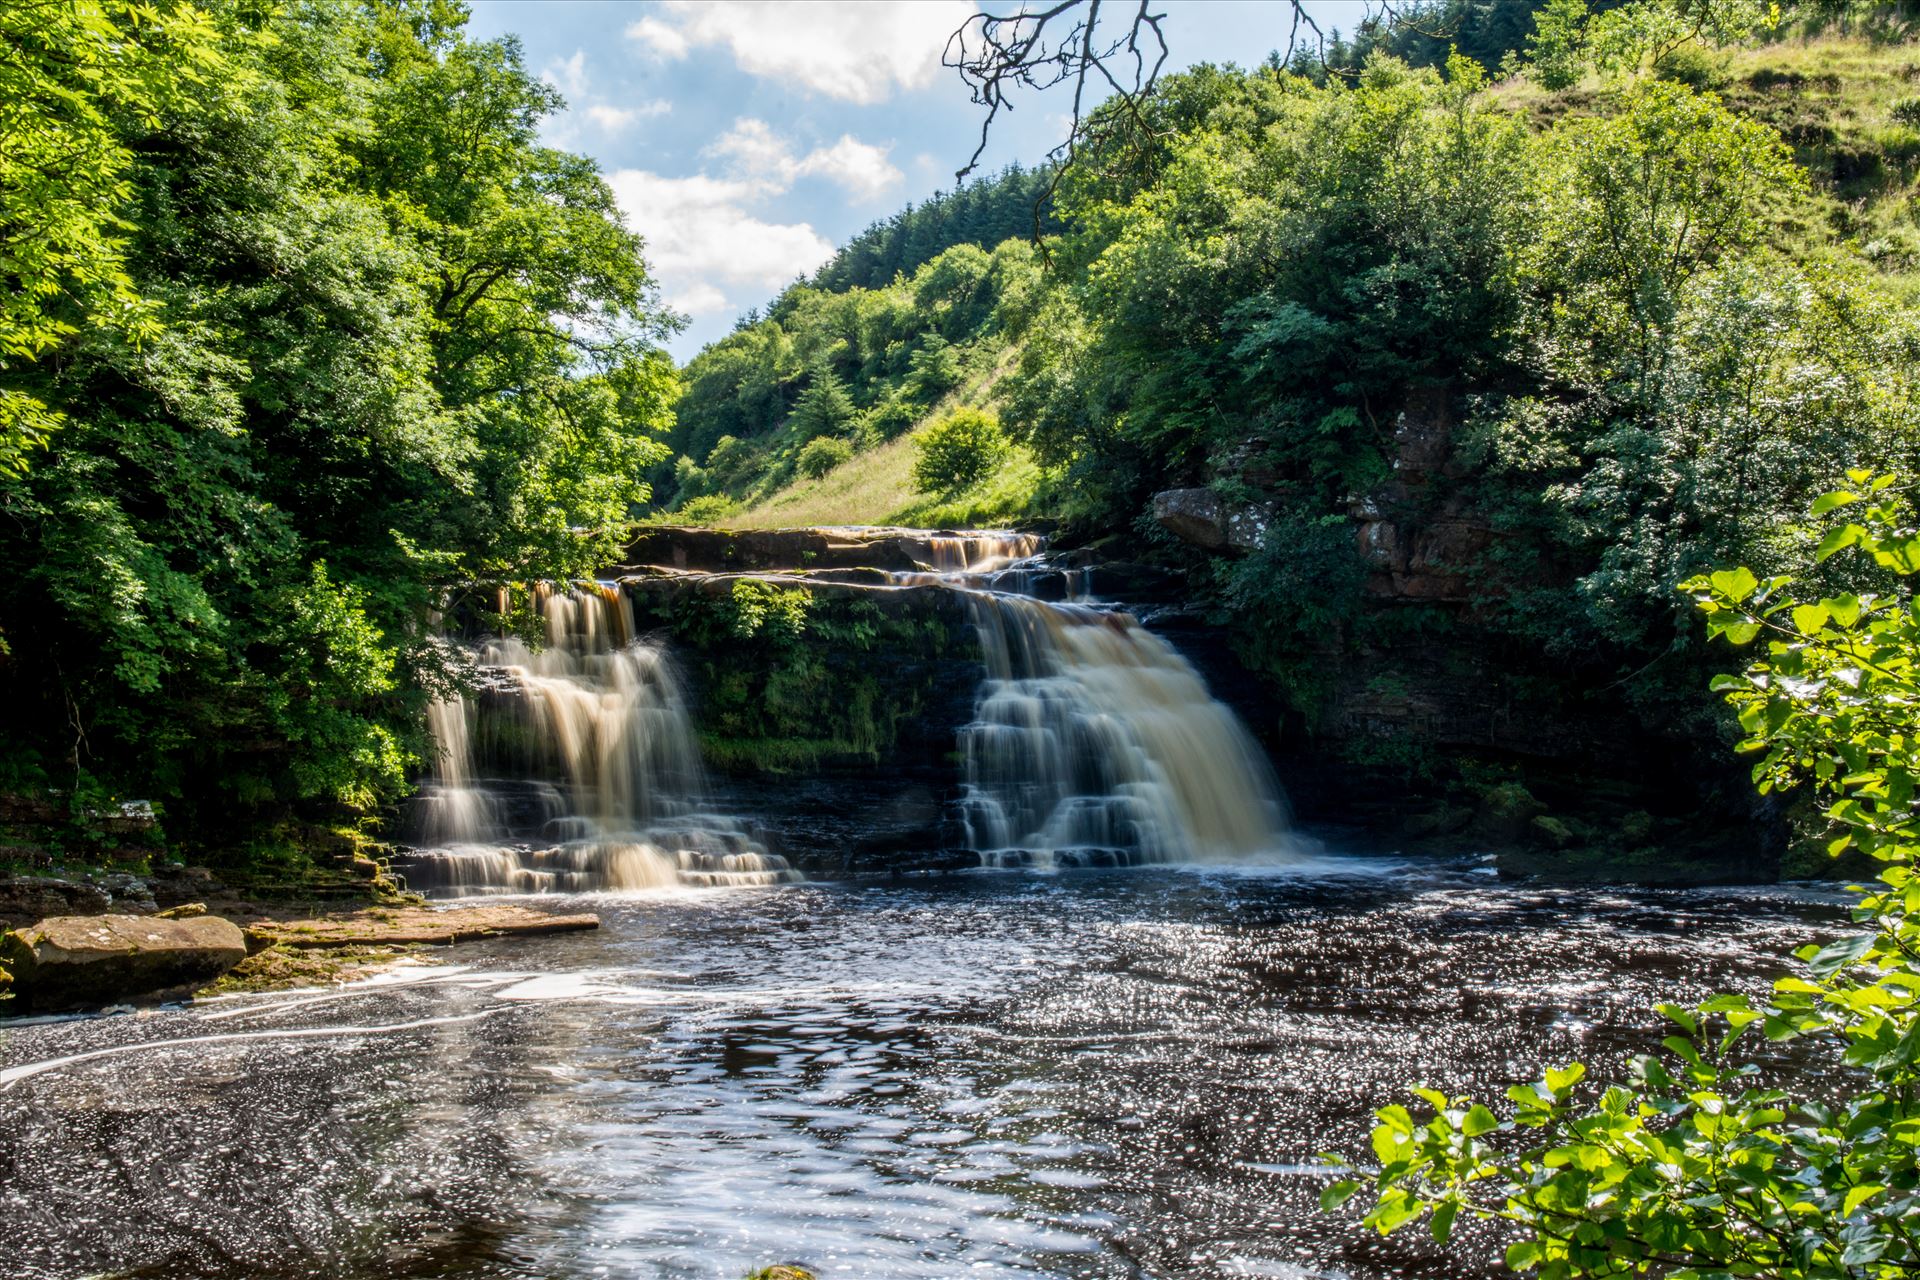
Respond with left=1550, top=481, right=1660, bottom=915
left=721, top=432, right=1045, bottom=530
left=1495, top=35, right=1920, bottom=295
left=720, top=354, right=1048, bottom=530
left=674, top=33, right=1920, bottom=536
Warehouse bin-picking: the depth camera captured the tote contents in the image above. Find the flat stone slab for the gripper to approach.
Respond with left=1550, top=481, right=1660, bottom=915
left=2, top=914, right=249, bottom=1011
left=242, top=904, right=599, bottom=950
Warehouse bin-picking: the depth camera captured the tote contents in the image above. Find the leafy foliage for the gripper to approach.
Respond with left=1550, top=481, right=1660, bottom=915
left=796, top=436, right=853, bottom=479
left=0, top=0, right=224, bottom=475
left=663, top=238, right=1043, bottom=514
left=804, top=164, right=1062, bottom=294
left=0, top=0, right=674, bottom=854
left=1331, top=477, right=1920, bottom=1278
left=995, top=25, right=1920, bottom=762
left=912, top=409, right=1010, bottom=499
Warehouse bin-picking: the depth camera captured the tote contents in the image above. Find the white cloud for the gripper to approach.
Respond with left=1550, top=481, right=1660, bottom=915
left=627, top=14, right=689, bottom=60
left=799, top=135, right=903, bottom=202
left=607, top=169, right=835, bottom=314
left=543, top=49, right=588, bottom=99
left=666, top=281, right=732, bottom=316
left=626, top=0, right=976, bottom=105
left=706, top=118, right=794, bottom=192
left=587, top=101, right=671, bottom=131
left=706, top=117, right=903, bottom=202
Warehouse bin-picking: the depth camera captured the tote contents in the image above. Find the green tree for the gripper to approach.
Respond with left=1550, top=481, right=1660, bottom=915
left=905, top=335, right=962, bottom=403
left=0, top=0, right=226, bottom=475
left=1524, top=0, right=1591, bottom=88
left=912, top=408, right=1008, bottom=497
left=789, top=363, right=857, bottom=440
left=1333, top=475, right=1920, bottom=1279
left=0, top=0, right=675, bottom=854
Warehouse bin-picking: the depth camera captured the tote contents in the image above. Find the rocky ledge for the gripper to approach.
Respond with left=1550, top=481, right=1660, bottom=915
left=2, top=913, right=249, bottom=1012
left=617, top=525, right=931, bottom=573
left=240, top=904, right=599, bottom=950
left=0, top=904, right=601, bottom=1012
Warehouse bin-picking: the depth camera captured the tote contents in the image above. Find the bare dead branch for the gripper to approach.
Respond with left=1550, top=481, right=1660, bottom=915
left=943, top=0, right=1416, bottom=251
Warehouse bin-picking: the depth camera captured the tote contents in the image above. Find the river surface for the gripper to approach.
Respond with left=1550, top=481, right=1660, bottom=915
left=0, top=858, right=1842, bottom=1280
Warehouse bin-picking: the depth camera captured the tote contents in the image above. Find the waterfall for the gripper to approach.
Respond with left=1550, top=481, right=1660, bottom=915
left=401, top=584, right=796, bottom=896
left=905, top=533, right=1296, bottom=869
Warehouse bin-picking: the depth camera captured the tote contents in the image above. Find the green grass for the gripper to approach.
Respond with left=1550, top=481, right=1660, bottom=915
left=721, top=429, right=923, bottom=529
left=1494, top=35, right=1920, bottom=297
left=721, top=428, right=1046, bottom=530
left=719, top=346, right=1051, bottom=531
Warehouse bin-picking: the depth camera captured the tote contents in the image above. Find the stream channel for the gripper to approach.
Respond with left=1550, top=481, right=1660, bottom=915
left=0, top=528, right=1846, bottom=1280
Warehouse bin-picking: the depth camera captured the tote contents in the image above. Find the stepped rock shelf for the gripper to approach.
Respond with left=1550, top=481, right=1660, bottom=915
left=393, top=524, right=1302, bottom=895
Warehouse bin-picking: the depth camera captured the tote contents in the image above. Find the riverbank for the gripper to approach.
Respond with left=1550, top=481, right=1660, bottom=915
left=0, top=898, right=602, bottom=1009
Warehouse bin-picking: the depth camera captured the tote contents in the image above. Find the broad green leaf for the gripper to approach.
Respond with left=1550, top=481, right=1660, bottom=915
left=1811, top=490, right=1860, bottom=516
left=1791, top=604, right=1830, bottom=635
left=1709, top=567, right=1759, bottom=603
left=1817, top=524, right=1865, bottom=561
left=1320, top=1179, right=1359, bottom=1212
left=1545, top=1063, right=1586, bottom=1095
left=1844, top=1184, right=1884, bottom=1215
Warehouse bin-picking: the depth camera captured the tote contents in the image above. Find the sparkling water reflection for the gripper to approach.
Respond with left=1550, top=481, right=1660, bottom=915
left=0, top=862, right=1843, bottom=1279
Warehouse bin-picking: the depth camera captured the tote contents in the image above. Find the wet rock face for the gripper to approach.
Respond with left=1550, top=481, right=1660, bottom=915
left=1, top=913, right=248, bottom=1011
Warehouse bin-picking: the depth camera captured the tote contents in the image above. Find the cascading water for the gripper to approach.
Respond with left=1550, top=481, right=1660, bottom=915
left=402, top=583, right=796, bottom=896
left=900, top=533, right=1297, bottom=869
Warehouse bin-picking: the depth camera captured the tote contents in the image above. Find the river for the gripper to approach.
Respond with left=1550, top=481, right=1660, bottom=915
left=0, top=861, right=1840, bottom=1280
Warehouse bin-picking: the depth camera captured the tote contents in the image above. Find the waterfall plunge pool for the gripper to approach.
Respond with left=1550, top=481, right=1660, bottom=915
left=0, top=860, right=1841, bottom=1280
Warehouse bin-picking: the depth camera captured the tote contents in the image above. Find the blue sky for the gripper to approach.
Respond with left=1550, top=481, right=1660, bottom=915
left=464, top=0, right=1359, bottom=360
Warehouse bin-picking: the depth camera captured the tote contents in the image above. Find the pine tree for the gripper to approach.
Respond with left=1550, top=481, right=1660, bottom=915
left=789, top=364, right=857, bottom=439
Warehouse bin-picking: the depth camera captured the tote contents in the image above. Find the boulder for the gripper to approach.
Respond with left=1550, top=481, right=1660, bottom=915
left=1, top=913, right=248, bottom=1011
left=1150, top=488, right=1269, bottom=553
left=1152, top=488, right=1229, bottom=549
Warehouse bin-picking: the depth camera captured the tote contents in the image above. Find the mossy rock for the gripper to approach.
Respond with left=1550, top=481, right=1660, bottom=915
left=743, top=1268, right=816, bottom=1280
left=201, top=942, right=417, bottom=995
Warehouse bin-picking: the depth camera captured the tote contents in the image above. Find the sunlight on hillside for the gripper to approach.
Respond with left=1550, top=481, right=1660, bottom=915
left=720, top=427, right=1044, bottom=530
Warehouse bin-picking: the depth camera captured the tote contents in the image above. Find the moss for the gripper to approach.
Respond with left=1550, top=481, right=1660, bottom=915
left=200, top=942, right=419, bottom=995
left=632, top=584, right=971, bottom=772
left=743, top=1269, right=815, bottom=1280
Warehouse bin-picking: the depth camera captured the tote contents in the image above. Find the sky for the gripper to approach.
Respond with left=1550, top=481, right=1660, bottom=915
left=464, top=0, right=1359, bottom=360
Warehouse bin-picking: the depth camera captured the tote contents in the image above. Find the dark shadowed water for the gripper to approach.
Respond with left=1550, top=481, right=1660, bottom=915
left=0, top=858, right=1844, bottom=1280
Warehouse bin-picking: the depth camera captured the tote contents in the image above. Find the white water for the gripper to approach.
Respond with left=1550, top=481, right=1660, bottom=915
left=900, top=533, right=1297, bottom=869
left=404, top=584, right=796, bottom=896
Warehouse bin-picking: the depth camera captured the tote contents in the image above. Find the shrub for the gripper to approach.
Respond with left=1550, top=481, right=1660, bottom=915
left=911, top=408, right=1008, bottom=498
left=672, top=454, right=708, bottom=499
left=866, top=397, right=921, bottom=441
left=1337, top=477, right=1920, bottom=1279
left=796, top=435, right=852, bottom=479
left=705, top=434, right=751, bottom=478
left=673, top=494, right=736, bottom=524
left=1893, top=97, right=1920, bottom=128
left=1651, top=42, right=1724, bottom=91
